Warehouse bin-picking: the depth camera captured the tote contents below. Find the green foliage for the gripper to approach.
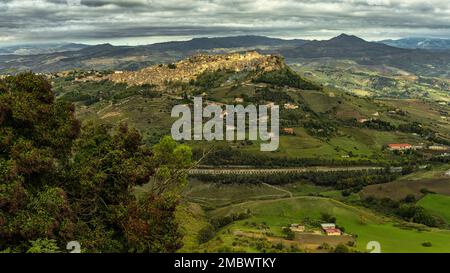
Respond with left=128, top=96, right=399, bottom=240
left=59, top=81, right=159, bottom=105
left=254, top=68, right=320, bottom=90
left=0, top=73, right=192, bottom=253
left=247, top=87, right=292, bottom=104
left=320, top=212, right=336, bottom=223
left=193, top=145, right=377, bottom=167
left=192, top=169, right=395, bottom=190
left=361, top=196, right=445, bottom=228
left=334, top=243, right=350, bottom=253
left=194, top=69, right=231, bottom=89
left=282, top=227, right=295, bottom=240
left=26, top=239, right=60, bottom=253
left=358, top=119, right=396, bottom=131
left=197, top=225, right=216, bottom=244
left=211, top=211, right=251, bottom=230
left=303, top=119, right=337, bottom=137
left=398, top=205, right=440, bottom=227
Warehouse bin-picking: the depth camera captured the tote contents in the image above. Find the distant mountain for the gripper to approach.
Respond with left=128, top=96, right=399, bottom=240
left=281, top=34, right=408, bottom=59
left=280, top=34, right=450, bottom=77
left=379, top=38, right=450, bottom=50
left=0, top=36, right=308, bottom=73
left=144, top=35, right=307, bottom=51
left=0, top=43, right=89, bottom=55
left=1, top=34, right=450, bottom=77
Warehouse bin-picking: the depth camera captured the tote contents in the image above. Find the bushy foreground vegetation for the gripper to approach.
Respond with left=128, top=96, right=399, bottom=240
left=0, top=73, right=192, bottom=253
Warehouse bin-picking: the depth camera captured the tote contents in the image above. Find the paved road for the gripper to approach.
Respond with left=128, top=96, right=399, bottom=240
left=188, top=166, right=384, bottom=175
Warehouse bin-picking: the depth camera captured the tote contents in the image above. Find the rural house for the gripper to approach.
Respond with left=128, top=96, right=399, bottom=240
left=290, top=224, right=305, bottom=232
left=321, top=223, right=342, bottom=236
left=324, top=228, right=342, bottom=236
left=428, top=145, right=449, bottom=151
left=321, top=223, right=336, bottom=230
left=388, top=144, right=412, bottom=151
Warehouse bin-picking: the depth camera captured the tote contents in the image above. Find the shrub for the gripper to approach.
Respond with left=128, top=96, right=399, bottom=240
left=197, top=225, right=216, bottom=244
left=334, top=244, right=350, bottom=253
left=422, top=242, right=432, bottom=247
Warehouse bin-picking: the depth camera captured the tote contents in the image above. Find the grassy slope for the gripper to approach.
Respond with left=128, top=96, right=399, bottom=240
left=176, top=202, right=210, bottom=253
left=183, top=179, right=288, bottom=208
left=417, top=194, right=450, bottom=224
left=208, top=196, right=450, bottom=253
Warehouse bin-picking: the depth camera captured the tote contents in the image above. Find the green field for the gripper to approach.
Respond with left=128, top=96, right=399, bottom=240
left=207, top=196, right=450, bottom=253
left=183, top=179, right=288, bottom=208
left=418, top=194, right=450, bottom=224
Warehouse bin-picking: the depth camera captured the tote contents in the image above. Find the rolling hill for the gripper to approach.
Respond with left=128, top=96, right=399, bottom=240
left=281, top=34, right=450, bottom=77
left=0, top=36, right=306, bottom=74
left=2, top=34, right=450, bottom=78
left=380, top=38, right=450, bottom=50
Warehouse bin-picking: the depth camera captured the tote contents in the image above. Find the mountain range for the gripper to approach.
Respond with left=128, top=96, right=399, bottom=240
left=0, top=43, right=89, bottom=56
left=0, top=34, right=449, bottom=77
left=379, top=37, right=450, bottom=50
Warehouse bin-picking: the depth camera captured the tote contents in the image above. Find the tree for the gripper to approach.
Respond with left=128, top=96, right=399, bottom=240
left=0, top=73, right=192, bottom=253
left=0, top=73, right=80, bottom=252
left=282, top=227, right=295, bottom=240
left=198, top=225, right=216, bottom=244
left=334, top=243, right=350, bottom=253
left=320, top=212, right=336, bottom=223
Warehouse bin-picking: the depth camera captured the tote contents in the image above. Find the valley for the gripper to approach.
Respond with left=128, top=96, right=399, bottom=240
left=2, top=34, right=450, bottom=253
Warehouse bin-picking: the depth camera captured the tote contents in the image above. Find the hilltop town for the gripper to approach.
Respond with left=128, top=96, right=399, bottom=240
left=105, top=51, right=284, bottom=87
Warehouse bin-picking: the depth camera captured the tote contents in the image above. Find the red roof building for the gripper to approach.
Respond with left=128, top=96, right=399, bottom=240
left=324, top=228, right=342, bottom=236
left=388, top=144, right=412, bottom=151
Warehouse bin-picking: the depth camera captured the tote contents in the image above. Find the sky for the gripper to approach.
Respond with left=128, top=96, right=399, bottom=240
left=1, top=0, right=450, bottom=46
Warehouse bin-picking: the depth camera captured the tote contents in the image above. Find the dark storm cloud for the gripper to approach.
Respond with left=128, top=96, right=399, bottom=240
left=0, top=0, right=449, bottom=45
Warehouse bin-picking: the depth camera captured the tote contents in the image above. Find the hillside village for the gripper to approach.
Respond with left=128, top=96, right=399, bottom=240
left=105, top=51, right=284, bottom=88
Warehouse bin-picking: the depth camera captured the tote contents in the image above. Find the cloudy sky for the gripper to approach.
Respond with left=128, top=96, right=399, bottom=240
left=1, top=0, right=450, bottom=46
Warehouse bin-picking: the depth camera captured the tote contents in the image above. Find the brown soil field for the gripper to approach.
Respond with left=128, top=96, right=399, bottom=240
left=360, top=178, right=450, bottom=200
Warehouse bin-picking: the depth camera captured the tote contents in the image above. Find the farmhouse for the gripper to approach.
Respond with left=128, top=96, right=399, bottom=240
left=388, top=143, right=412, bottom=151
left=324, top=228, right=342, bottom=236
left=321, top=223, right=342, bottom=236
left=290, top=224, right=305, bottom=232
left=428, top=145, right=449, bottom=151
left=321, top=223, right=336, bottom=230
left=412, top=145, right=424, bottom=150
